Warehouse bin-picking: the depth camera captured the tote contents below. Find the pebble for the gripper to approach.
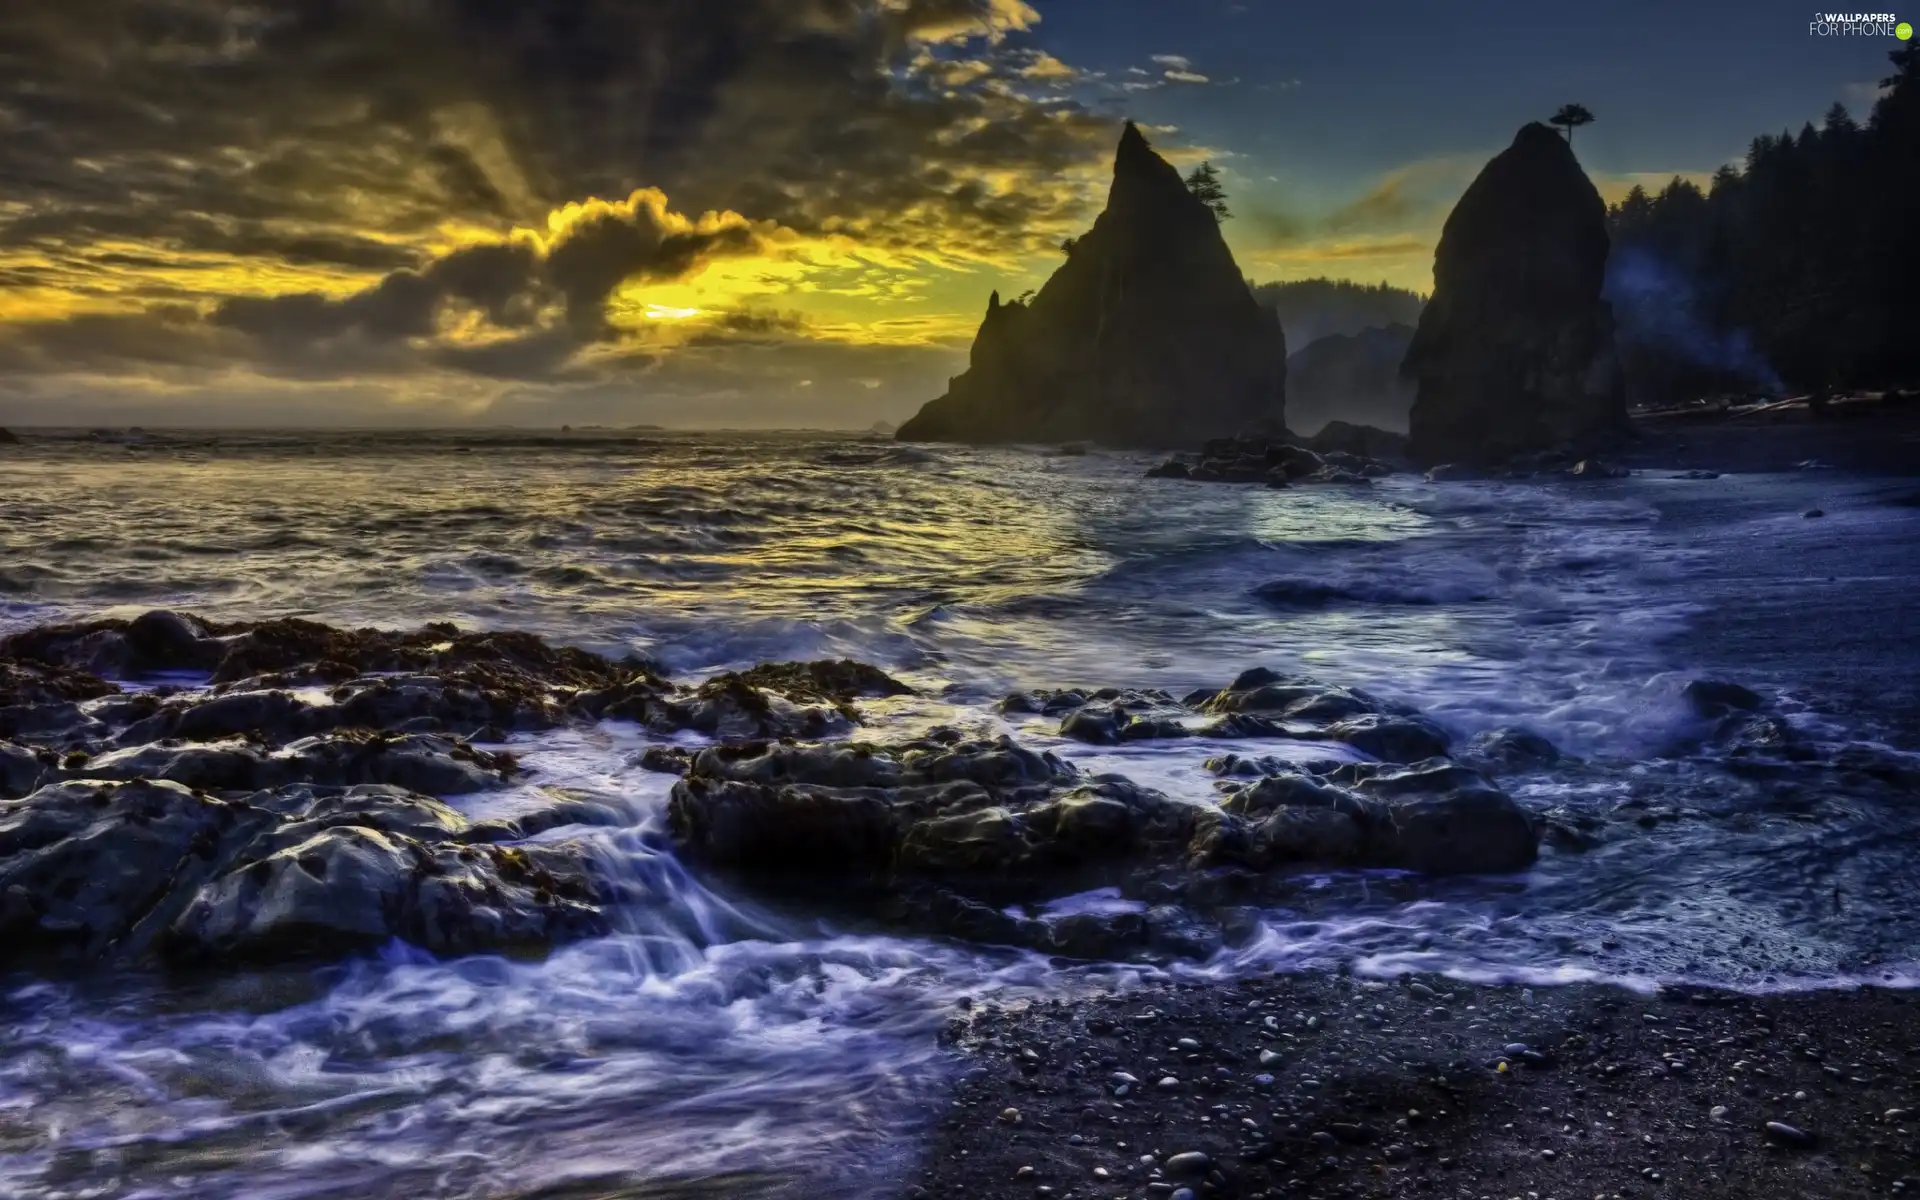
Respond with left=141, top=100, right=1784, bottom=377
left=1710, top=1105, right=1729, bottom=1121
left=1175, top=1037, right=1200, bottom=1052
left=1258, top=1048, right=1283, bottom=1066
left=1163, top=1151, right=1211, bottom=1176
left=1000, top=1107, right=1022, bottom=1125
left=1504, top=1042, right=1532, bottom=1057
left=1804, top=508, right=1825, bottom=519
left=1170, top=1191, right=1197, bottom=1200
left=1252, top=1073, right=1275, bottom=1088
left=1410, top=982, right=1437, bottom=999
left=1765, top=1121, right=1814, bottom=1147
left=1157, top=1076, right=1183, bottom=1092
left=1015, top=1164, right=1035, bottom=1179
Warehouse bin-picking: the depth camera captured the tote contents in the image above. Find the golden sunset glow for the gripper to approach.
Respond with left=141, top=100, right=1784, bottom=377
left=0, top=0, right=1809, bottom=429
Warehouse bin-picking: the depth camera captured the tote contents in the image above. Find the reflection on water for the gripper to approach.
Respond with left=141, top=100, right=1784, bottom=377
left=2, top=428, right=1917, bottom=1197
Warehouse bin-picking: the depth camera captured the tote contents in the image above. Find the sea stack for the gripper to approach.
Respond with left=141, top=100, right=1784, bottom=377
left=1402, top=123, right=1628, bottom=466
left=896, top=123, right=1287, bottom=447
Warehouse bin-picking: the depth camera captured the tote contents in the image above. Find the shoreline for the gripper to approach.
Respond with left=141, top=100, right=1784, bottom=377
left=911, top=972, right=1920, bottom=1198
left=1618, top=401, right=1920, bottom=477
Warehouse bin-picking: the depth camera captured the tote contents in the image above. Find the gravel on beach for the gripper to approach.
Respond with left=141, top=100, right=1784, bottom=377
left=912, top=972, right=1919, bottom=1199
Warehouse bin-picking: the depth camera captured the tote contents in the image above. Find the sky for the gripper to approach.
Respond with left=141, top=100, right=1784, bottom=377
left=0, top=0, right=1903, bottom=429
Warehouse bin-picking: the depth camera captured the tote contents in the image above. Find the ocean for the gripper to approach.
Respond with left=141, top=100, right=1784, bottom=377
left=1, top=427, right=1916, bottom=1197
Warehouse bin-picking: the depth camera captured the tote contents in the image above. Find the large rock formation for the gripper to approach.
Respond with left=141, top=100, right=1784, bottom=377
left=896, top=123, right=1286, bottom=447
left=1286, top=323, right=1417, bottom=435
left=1402, top=123, right=1629, bottom=466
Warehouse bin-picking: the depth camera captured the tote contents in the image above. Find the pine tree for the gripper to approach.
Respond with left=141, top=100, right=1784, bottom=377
left=1184, top=162, right=1231, bottom=223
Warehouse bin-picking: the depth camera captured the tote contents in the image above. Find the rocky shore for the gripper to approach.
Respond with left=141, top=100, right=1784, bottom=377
left=2, top=608, right=1877, bottom=976
left=5, top=605, right=1916, bottom=1199
left=0, top=612, right=902, bottom=968
left=0, top=610, right=1590, bottom=972
left=915, top=973, right=1919, bottom=1199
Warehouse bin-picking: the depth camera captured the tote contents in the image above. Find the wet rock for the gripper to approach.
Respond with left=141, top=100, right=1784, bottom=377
left=1403, top=123, right=1628, bottom=466
left=1323, top=712, right=1452, bottom=762
left=1198, top=669, right=1387, bottom=722
left=0, top=742, right=44, bottom=799
left=586, top=672, right=853, bottom=740
left=0, top=696, right=107, bottom=744
left=1718, top=712, right=1809, bottom=760
left=61, top=731, right=514, bottom=796
left=0, top=778, right=608, bottom=967
left=1463, top=726, right=1562, bottom=773
left=1424, top=462, right=1486, bottom=482
left=0, top=658, right=121, bottom=710
left=1296, top=465, right=1374, bottom=486
left=0, top=427, right=17, bottom=444
left=1150, top=437, right=1394, bottom=486
left=1567, top=457, right=1630, bottom=480
left=896, top=124, right=1286, bottom=448
left=1052, top=690, right=1194, bottom=744
left=1163, top=1150, right=1211, bottom=1176
left=1357, top=763, right=1538, bottom=874
left=637, top=746, right=693, bottom=775
left=171, top=824, right=601, bottom=963
left=1210, top=759, right=1535, bottom=875
left=713, top=660, right=913, bottom=714
left=1682, top=679, right=1763, bottom=719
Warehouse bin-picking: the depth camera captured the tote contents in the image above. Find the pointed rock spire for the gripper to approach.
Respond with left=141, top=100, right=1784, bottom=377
left=896, top=124, right=1286, bottom=447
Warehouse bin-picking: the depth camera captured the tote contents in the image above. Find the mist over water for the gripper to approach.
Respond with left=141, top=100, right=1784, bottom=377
left=2, top=429, right=1916, bottom=1197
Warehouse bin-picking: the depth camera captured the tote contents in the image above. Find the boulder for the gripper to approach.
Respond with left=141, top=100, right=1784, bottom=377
left=1143, top=436, right=1393, bottom=486
left=4, top=615, right=901, bottom=752
left=1212, top=759, right=1538, bottom=876
left=171, top=824, right=602, bottom=962
left=667, top=724, right=1541, bottom=956
left=0, top=778, right=609, bottom=967
left=1403, top=123, right=1630, bottom=466
left=1322, top=713, right=1453, bottom=763
left=1463, top=726, right=1562, bottom=773
left=896, top=123, right=1286, bottom=447
left=60, top=731, right=514, bottom=795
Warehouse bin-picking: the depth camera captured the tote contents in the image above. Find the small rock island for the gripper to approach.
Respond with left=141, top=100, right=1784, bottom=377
left=1403, top=122, right=1630, bottom=466
left=897, top=123, right=1288, bottom=448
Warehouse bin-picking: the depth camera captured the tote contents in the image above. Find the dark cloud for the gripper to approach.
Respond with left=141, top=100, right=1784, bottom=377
left=0, top=0, right=1109, bottom=266
left=204, top=187, right=771, bottom=372
left=0, top=0, right=1109, bottom=416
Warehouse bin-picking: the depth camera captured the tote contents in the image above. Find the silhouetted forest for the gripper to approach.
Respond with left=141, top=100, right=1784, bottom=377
left=1606, top=41, right=1920, bottom=402
left=1251, top=277, right=1426, bottom=349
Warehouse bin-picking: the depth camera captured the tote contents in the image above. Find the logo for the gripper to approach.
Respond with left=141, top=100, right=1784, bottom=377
left=1810, top=11, right=1906, bottom=34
